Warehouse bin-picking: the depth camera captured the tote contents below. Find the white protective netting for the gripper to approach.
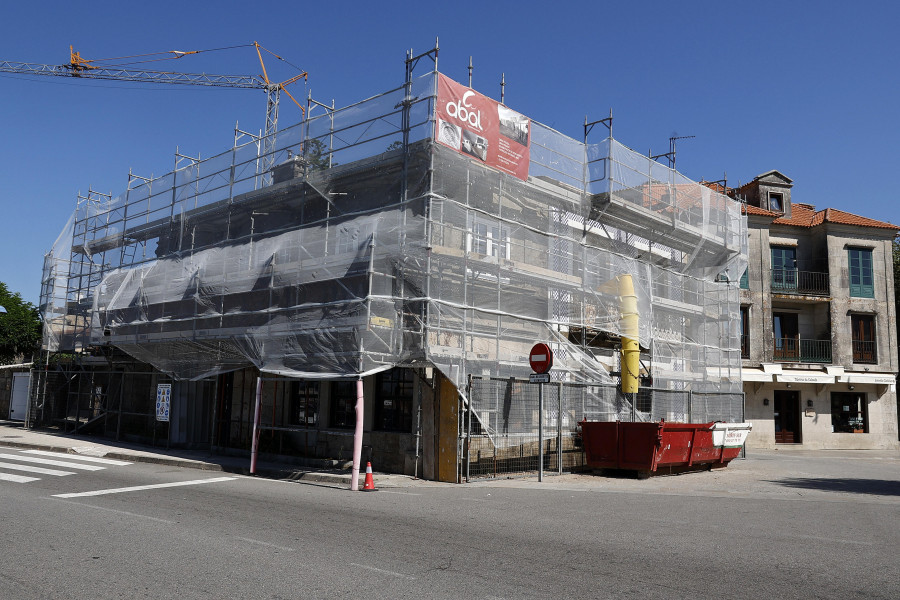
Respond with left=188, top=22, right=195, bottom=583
left=40, top=70, right=747, bottom=397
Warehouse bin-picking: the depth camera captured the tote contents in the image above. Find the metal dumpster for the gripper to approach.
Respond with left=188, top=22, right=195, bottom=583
left=580, top=420, right=752, bottom=476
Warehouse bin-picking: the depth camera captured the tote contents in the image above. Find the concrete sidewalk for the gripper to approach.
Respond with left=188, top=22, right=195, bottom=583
left=0, top=420, right=426, bottom=489
left=3, top=420, right=898, bottom=496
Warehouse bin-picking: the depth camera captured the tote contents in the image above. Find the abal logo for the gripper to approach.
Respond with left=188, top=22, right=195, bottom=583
left=446, top=90, right=483, bottom=131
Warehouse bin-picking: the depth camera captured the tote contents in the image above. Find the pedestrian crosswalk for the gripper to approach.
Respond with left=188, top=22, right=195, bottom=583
left=0, top=449, right=132, bottom=484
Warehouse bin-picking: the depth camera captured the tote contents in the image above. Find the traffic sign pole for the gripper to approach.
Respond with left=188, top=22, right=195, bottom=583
left=528, top=343, right=553, bottom=483
left=538, top=381, right=544, bottom=482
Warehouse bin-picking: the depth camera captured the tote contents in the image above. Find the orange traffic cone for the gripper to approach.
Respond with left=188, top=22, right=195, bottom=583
left=363, top=461, right=377, bottom=491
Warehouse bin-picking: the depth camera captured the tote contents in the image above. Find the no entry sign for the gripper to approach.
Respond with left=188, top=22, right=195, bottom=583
left=529, top=343, right=553, bottom=374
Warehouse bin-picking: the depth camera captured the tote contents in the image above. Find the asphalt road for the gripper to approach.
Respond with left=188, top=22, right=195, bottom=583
left=1, top=449, right=898, bottom=599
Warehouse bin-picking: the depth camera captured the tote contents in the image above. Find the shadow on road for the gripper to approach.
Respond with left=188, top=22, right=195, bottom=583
left=770, top=478, right=900, bottom=496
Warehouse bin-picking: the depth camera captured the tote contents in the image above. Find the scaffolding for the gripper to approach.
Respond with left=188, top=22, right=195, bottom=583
left=38, top=47, right=748, bottom=438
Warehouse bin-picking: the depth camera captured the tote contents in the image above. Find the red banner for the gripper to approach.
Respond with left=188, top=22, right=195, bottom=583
left=435, top=74, right=530, bottom=181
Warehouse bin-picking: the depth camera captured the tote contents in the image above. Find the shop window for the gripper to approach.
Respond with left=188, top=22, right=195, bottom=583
left=848, top=248, right=874, bottom=298
left=329, top=381, right=357, bottom=429
left=375, top=369, right=414, bottom=432
left=851, top=314, right=877, bottom=364
left=831, top=392, right=867, bottom=433
left=290, top=381, right=319, bottom=427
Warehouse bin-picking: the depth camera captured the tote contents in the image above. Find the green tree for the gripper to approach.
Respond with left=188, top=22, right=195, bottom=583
left=304, top=137, right=335, bottom=170
left=0, top=282, right=42, bottom=364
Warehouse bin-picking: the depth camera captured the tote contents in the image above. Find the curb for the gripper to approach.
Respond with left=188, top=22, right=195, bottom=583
left=0, top=438, right=367, bottom=487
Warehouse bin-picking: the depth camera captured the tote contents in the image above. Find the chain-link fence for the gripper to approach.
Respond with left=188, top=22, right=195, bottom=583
left=463, top=376, right=744, bottom=480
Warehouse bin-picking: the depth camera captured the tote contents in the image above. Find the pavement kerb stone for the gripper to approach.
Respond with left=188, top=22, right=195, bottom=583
left=0, top=426, right=396, bottom=488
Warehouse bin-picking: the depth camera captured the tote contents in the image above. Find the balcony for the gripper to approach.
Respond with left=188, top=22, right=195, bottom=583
left=771, top=269, right=830, bottom=296
left=773, top=338, right=832, bottom=363
left=852, top=340, right=877, bottom=364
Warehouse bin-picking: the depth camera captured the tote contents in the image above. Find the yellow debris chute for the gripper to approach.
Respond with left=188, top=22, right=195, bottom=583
left=617, top=274, right=640, bottom=394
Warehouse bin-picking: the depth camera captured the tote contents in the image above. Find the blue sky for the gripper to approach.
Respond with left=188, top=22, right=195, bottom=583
left=1, top=0, right=898, bottom=304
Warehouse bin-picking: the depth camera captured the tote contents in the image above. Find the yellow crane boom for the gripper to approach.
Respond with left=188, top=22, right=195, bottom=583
left=0, top=43, right=307, bottom=180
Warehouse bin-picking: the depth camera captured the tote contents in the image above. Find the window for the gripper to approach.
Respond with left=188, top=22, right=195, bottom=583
left=848, top=248, right=874, bottom=298
left=329, top=381, right=358, bottom=429
left=740, top=306, right=749, bottom=359
left=374, top=369, right=414, bottom=432
left=336, top=223, right=373, bottom=255
left=771, top=246, right=797, bottom=291
left=831, top=392, right=867, bottom=433
left=772, top=312, right=798, bottom=361
left=769, top=192, right=783, bottom=212
left=468, top=216, right=510, bottom=259
left=290, top=381, right=319, bottom=427
left=851, top=314, right=877, bottom=363
left=739, top=268, right=749, bottom=290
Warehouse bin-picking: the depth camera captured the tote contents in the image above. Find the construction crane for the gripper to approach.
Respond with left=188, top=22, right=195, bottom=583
left=0, top=42, right=307, bottom=177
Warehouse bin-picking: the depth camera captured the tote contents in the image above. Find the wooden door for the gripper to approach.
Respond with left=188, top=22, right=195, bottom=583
left=774, top=390, right=801, bottom=444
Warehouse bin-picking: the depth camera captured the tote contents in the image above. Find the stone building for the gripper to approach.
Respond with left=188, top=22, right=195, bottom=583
left=737, top=170, right=899, bottom=449
left=33, top=60, right=749, bottom=481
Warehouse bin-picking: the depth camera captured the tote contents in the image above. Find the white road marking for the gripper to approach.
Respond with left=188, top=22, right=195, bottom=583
left=235, top=537, right=296, bottom=552
left=0, top=461, right=74, bottom=476
left=49, top=499, right=176, bottom=524
left=22, top=450, right=132, bottom=466
left=0, top=472, right=40, bottom=483
left=350, top=563, right=417, bottom=580
left=0, top=453, right=105, bottom=471
left=52, top=476, right=238, bottom=498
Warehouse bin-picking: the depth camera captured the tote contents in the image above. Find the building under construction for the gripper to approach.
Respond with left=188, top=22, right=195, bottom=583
left=33, top=48, right=748, bottom=481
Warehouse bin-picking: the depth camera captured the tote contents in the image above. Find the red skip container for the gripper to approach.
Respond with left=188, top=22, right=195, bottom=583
left=579, top=420, right=752, bottom=476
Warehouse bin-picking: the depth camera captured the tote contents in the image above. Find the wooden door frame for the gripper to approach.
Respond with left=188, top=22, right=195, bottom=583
left=774, top=390, right=801, bottom=444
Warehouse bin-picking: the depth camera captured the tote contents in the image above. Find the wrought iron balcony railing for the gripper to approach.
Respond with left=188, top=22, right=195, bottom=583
left=773, top=338, right=832, bottom=363
left=852, top=340, right=877, bottom=364
left=771, top=269, right=830, bottom=296
left=740, top=334, right=749, bottom=359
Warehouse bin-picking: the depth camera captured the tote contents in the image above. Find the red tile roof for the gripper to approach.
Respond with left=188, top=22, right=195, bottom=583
left=741, top=200, right=897, bottom=231
left=742, top=204, right=780, bottom=217
left=772, top=204, right=899, bottom=231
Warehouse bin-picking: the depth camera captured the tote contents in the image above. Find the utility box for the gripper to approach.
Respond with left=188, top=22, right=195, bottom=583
left=9, top=372, right=31, bottom=421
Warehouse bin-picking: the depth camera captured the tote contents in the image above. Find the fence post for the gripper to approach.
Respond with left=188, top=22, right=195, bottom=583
left=465, top=375, right=472, bottom=483
left=557, top=381, right=563, bottom=474
left=688, top=390, right=693, bottom=423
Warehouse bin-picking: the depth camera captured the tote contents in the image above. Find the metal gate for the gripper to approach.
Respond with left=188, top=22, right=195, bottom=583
left=462, top=376, right=744, bottom=480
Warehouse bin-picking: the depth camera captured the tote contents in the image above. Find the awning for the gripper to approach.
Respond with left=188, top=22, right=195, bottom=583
left=776, top=371, right=835, bottom=384
left=841, top=373, right=897, bottom=385
left=0, top=362, right=33, bottom=371
left=741, top=369, right=773, bottom=382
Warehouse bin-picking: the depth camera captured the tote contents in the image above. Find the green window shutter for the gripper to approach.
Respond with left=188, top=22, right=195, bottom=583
left=849, top=249, right=874, bottom=298
left=739, top=268, right=749, bottom=289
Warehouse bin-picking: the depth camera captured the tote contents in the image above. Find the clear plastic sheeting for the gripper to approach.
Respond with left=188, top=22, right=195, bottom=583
left=41, top=70, right=747, bottom=401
